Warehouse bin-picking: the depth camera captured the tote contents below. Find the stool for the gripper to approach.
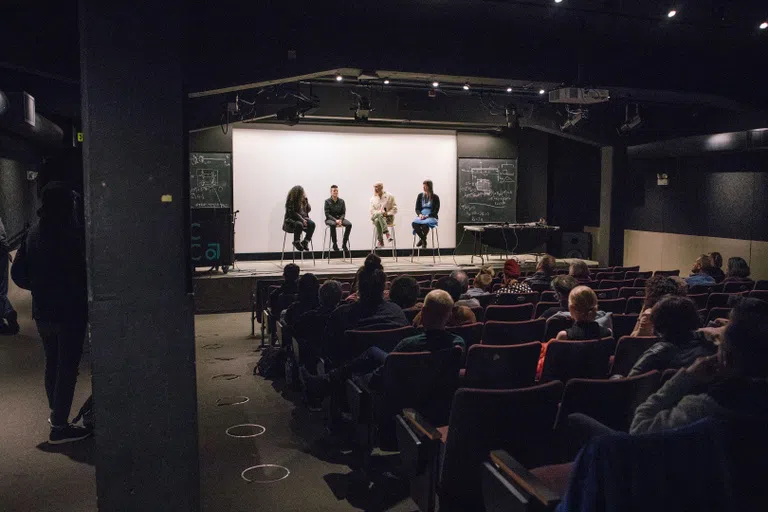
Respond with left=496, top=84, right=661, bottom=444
left=370, top=223, right=397, bottom=261
left=411, top=226, right=441, bottom=264
left=280, top=231, right=315, bottom=267
left=321, top=225, right=352, bottom=264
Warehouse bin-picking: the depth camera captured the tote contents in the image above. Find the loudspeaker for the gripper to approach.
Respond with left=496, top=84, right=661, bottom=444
left=561, top=232, right=592, bottom=259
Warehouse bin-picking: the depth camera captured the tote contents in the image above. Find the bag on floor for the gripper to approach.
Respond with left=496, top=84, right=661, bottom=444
left=255, top=346, right=286, bottom=379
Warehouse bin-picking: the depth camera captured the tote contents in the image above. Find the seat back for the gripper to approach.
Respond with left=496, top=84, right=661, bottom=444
left=633, top=277, right=648, bottom=288
left=596, top=272, right=623, bottom=281
left=613, top=265, right=640, bottom=274
left=470, top=306, right=484, bottom=322
left=540, top=337, right=615, bottom=383
left=540, top=291, right=558, bottom=302
left=599, top=279, right=634, bottom=290
left=447, top=322, right=484, bottom=364
left=345, top=326, right=418, bottom=356
left=611, top=336, right=660, bottom=376
left=618, top=287, right=646, bottom=299
left=592, top=267, right=614, bottom=274
left=544, top=316, right=574, bottom=341
left=625, top=270, right=652, bottom=280
left=464, top=342, right=542, bottom=389
left=555, top=371, right=661, bottom=432
left=749, top=290, right=768, bottom=303
left=754, top=280, right=768, bottom=291
left=653, top=269, right=680, bottom=277
left=705, top=293, right=731, bottom=310
left=535, top=301, right=560, bottom=318
left=687, top=293, right=709, bottom=309
left=611, top=313, right=639, bottom=340
left=527, top=282, right=552, bottom=293
left=595, top=288, right=619, bottom=300
left=482, top=319, right=546, bottom=346
left=598, top=298, right=627, bottom=314
left=625, top=296, right=645, bottom=314
left=689, top=284, right=718, bottom=295
left=485, top=304, right=535, bottom=322
left=495, top=292, right=540, bottom=306
left=476, top=293, right=495, bottom=309
left=706, top=307, right=732, bottom=324
left=440, top=382, right=565, bottom=511
left=403, top=307, right=421, bottom=324
left=723, top=280, right=754, bottom=294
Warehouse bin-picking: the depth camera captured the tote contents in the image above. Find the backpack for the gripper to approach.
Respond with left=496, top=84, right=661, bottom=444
left=255, top=346, right=286, bottom=379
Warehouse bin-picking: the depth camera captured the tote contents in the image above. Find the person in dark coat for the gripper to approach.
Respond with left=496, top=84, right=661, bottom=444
left=411, top=180, right=440, bottom=249
left=0, top=215, right=19, bottom=334
left=11, top=182, right=91, bottom=444
left=283, top=185, right=314, bottom=252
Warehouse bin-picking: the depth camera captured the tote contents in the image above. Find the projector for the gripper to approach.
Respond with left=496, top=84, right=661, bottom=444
left=549, top=88, right=610, bottom=105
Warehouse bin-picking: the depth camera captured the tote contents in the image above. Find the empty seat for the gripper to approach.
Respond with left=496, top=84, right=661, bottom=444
left=653, top=269, right=680, bottom=277
left=597, top=298, right=627, bottom=314
left=495, top=292, right=540, bottom=306
left=540, top=337, right=615, bottom=383
left=625, top=270, right=652, bottom=280
left=705, top=293, right=732, bottom=310
left=610, top=336, right=660, bottom=376
left=598, top=279, right=635, bottom=290
left=612, top=313, right=639, bottom=339
left=596, top=272, right=623, bottom=281
left=618, top=287, right=646, bottom=299
left=633, top=277, right=648, bottom=288
left=625, top=296, right=645, bottom=314
left=592, top=267, right=614, bottom=274
left=482, top=319, right=546, bottom=346
left=470, top=305, right=484, bottom=322
left=447, top=322, right=484, bottom=360
left=723, top=280, right=755, bottom=294
left=534, top=301, right=561, bottom=318
left=595, top=288, right=619, bottom=300
left=540, top=291, right=558, bottom=302
left=688, top=293, right=709, bottom=309
left=748, top=290, right=768, bottom=302
left=706, top=307, right=731, bottom=324
left=464, top=342, right=542, bottom=389
left=544, top=316, right=573, bottom=342
left=754, top=280, right=768, bottom=291
left=613, top=265, right=640, bottom=274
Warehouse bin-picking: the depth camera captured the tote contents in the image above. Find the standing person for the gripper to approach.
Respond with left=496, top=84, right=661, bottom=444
left=0, top=215, right=19, bottom=334
left=370, top=182, right=398, bottom=248
left=324, top=185, right=352, bottom=253
left=11, top=182, right=91, bottom=444
left=412, top=180, right=440, bottom=249
left=283, top=185, right=315, bottom=252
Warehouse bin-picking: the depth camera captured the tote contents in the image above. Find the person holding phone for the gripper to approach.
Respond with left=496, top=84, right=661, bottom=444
left=283, top=185, right=315, bottom=252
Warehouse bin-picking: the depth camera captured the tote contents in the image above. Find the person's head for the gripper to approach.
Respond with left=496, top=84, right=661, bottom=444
left=39, top=181, right=77, bottom=221
left=643, top=275, right=687, bottom=309
left=421, top=289, right=454, bottom=331
left=710, top=252, right=723, bottom=269
left=569, top=260, right=590, bottom=280
left=692, top=254, right=714, bottom=274
left=436, top=277, right=463, bottom=303
left=330, top=185, right=339, bottom=199
left=286, top=185, right=305, bottom=211
left=720, top=298, right=768, bottom=378
left=450, top=270, right=470, bottom=294
left=537, top=255, right=556, bottom=276
left=650, top=296, right=701, bottom=344
left=503, top=258, right=521, bottom=284
left=422, top=179, right=434, bottom=196
left=479, top=265, right=495, bottom=278
left=363, top=253, right=383, bottom=271
left=374, top=182, right=384, bottom=196
left=318, top=280, right=342, bottom=309
left=568, top=285, right=599, bottom=323
left=551, top=275, right=578, bottom=306
left=283, top=263, right=300, bottom=283
left=473, top=272, right=493, bottom=291
left=389, top=276, right=420, bottom=309
left=727, top=257, right=751, bottom=279
left=298, top=273, right=320, bottom=305
left=358, top=258, right=387, bottom=303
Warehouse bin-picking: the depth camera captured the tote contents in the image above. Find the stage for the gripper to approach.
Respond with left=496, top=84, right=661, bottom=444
left=192, top=253, right=598, bottom=314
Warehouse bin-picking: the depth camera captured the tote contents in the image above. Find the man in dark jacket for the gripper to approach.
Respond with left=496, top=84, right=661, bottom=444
left=11, top=182, right=91, bottom=444
left=524, top=254, right=557, bottom=290
left=0, top=215, right=19, bottom=334
left=324, top=185, right=351, bottom=252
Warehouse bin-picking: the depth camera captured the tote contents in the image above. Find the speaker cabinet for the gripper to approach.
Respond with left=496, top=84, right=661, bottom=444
left=561, top=232, right=592, bottom=260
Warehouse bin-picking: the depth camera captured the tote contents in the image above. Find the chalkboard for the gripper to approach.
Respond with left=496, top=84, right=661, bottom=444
left=190, top=209, right=233, bottom=267
left=190, top=152, right=232, bottom=209
left=457, top=158, right=518, bottom=223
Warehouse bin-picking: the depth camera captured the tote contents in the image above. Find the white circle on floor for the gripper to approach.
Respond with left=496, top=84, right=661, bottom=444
left=226, top=424, right=266, bottom=438
left=212, top=373, right=241, bottom=381
left=216, top=396, right=249, bottom=406
left=241, top=464, right=290, bottom=483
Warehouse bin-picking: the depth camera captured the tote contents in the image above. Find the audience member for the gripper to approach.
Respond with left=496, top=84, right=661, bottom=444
left=478, top=265, right=495, bottom=278
left=294, top=280, right=342, bottom=382
left=450, top=269, right=480, bottom=308
left=725, top=256, right=751, bottom=282
left=283, top=273, right=320, bottom=327
left=627, top=296, right=715, bottom=376
left=708, top=252, right=726, bottom=283
left=466, top=272, right=492, bottom=297
left=413, top=277, right=476, bottom=327
left=11, top=182, right=91, bottom=444
left=631, top=298, right=768, bottom=434
left=631, top=275, right=687, bottom=337
left=525, top=254, right=557, bottom=288
left=540, top=275, right=578, bottom=318
left=568, top=260, right=592, bottom=282
left=686, top=254, right=716, bottom=286
left=268, top=263, right=300, bottom=340
left=555, top=286, right=613, bottom=340
left=344, top=254, right=383, bottom=303
left=0, top=215, right=19, bottom=334
left=388, top=275, right=421, bottom=310
left=495, top=258, right=534, bottom=297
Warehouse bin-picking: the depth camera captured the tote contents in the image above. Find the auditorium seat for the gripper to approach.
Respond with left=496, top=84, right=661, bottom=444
left=595, top=288, right=619, bottom=300
left=495, top=291, right=540, bottom=306
left=470, top=305, right=484, bottom=322
left=597, top=298, right=627, bottom=314
left=754, top=280, right=768, bottom=291
left=611, top=313, right=639, bottom=339
left=633, top=277, right=648, bottom=287
left=613, top=265, right=640, bottom=274
left=534, top=301, right=560, bottom=318
left=476, top=293, right=494, bottom=309
left=463, top=342, right=541, bottom=389
left=485, top=304, right=535, bottom=322
left=625, top=270, right=652, bottom=280
left=624, top=296, right=645, bottom=314
left=598, top=279, right=634, bottom=290
left=723, top=280, right=755, bottom=294
left=610, top=336, right=660, bottom=376
left=539, top=337, right=615, bottom=383
left=706, top=307, right=732, bottom=324
left=527, top=282, right=552, bottom=293
left=544, top=316, right=573, bottom=342
left=618, top=286, right=646, bottom=299
left=540, top=290, right=557, bottom=302
left=688, top=293, right=710, bottom=309
left=592, top=267, right=614, bottom=274
left=403, top=307, right=421, bottom=324
left=345, top=326, right=418, bottom=356
left=748, top=290, right=768, bottom=303
left=689, top=283, right=720, bottom=295
left=482, top=319, right=546, bottom=346
left=595, top=271, right=623, bottom=281
left=705, top=293, right=732, bottom=310
left=447, top=322, right=484, bottom=365
left=653, top=269, right=680, bottom=277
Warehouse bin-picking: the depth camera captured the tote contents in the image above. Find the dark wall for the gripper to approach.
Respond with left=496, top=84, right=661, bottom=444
left=0, top=158, right=39, bottom=239
left=189, top=128, right=231, bottom=153
left=547, top=137, right=601, bottom=231
left=625, top=151, right=768, bottom=241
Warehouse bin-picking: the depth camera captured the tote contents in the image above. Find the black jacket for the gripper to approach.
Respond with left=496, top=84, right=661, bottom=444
left=628, top=332, right=716, bottom=377
left=283, top=198, right=311, bottom=231
left=324, top=197, right=346, bottom=222
left=415, top=193, right=440, bottom=219
left=0, top=217, right=8, bottom=254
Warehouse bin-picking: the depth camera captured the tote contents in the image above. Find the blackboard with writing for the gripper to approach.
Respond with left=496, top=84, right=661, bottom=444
left=190, top=152, right=232, bottom=209
left=457, top=158, right=518, bottom=224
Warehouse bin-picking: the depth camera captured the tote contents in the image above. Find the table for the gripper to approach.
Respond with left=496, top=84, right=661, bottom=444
left=463, top=224, right=560, bottom=264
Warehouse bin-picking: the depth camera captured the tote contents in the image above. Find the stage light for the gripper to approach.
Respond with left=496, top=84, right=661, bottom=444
left=383, top=79, right=390, bottom=84
left=506, top=87, right=512, bottom=93
left=554, top=0, right=563, bottom=3
left=667, top=9, right=677, bottom=18
left=335, top=74, right=343, bottom=82
left=538, top=89, right=546, bottom=95
left=760, top=21, right=768, bottom=30
left=463, top=83, right=470, bottom=90
left=432, top=81, right=440, bottom=88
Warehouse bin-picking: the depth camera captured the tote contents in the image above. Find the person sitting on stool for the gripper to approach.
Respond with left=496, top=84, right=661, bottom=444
left=370, top=182, right=398, bottom=248
left=283, top=185, right=315, bottom=252
left=412, top=179, right=440, bottom=248
left=324, top=184, right=351, bottom=252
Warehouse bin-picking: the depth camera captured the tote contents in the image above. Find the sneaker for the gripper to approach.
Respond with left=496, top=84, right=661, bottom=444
left=49, top=424, right=93, bottom=445
left=292, top=240, right=304, bottom=252
left=376, top=240, right=384, bottom=248
left=342, top=241, right=349, bottom=252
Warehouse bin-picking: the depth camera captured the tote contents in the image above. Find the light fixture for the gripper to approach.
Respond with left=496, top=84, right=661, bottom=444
left=432, top=81, right=440, bottom=88
left=760, top=21, right=768, bottom=30
left=463, top=83, right=470, bottom=91
left=538, top=89, right=546, bottom=95
left=506, top=87, right=512, bottom=93
left=554, top=0, right=563, bottom=3
left=383, top=79, right=390, bottom=85
left=561, top=109, right=584, bottom=131
left=335, top=74, right=343, bottom=82
left=667, top=9, right=677, bottom=18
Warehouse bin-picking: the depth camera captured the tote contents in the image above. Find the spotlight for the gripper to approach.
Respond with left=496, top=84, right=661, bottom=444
left=554, top=0, right=563, bottom=3
left=463, top=83, right=470, bottom=91
left=432, top=81, right=439, bottom=88
left=335, top=74, right=343, bottom=82
left=383, top=79, right=390, bottom=85
left=538, top=89, right=546, bottom=95
left=506, top=87, right=512, bottom=93
left=667, top=9, right=677, bottom=18
left=760, top=21, right=768, bottom=30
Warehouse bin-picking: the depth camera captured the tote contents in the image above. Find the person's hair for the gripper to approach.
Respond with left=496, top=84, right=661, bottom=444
left=643, top=275, right=686, bottom=309
left=450, top=270, right=470, bottom=293
left=538, top=254, right=556, bottom=275
left=709, top=251, right=723, bottom=269
left=389, top=276, right=420, bottom=309
left=350, top=267, right=364, bottom=293
left=568, top=285, right=598, bottom=323
left=650, top=296, right=701, bottom=343
left=478, top=265, right=495, bottom=277
left=503, top=258, right=521, bottom=280
left=726, top=256, right=751, bottom=279
left=436, top=277, right=463, bottom=303
left=421, top=289, right=454, bottom=330
left=318, top=280, right=342, bottom=309
left=330, top=184, right=338, bottom=190
left=298, top=273, right=320, bottom=305
left=285, top=185, right=305, bottom=212
left=374, top=181, right=384, bottom=190
left=283, top=263, right=300, bottom=282
left=363, top=253, right=383, bottom=271
left=722, top=298, right=768, bottom=377
left=695, top=254, right=714, bottom=272
left=358, top=257, right=387, bottom=303
left=423, top=179, right=434, bottom=198
left=568, top=260, right=591, bottom=279
left=474, top=273, right=492, bottom=291
left=551, top=275, right=578, bottom=304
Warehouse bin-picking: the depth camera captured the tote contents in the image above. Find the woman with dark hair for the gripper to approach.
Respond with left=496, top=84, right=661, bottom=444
left=627, top=296, right=715, bottom=376
left=283, top=273, right=320, bottom=327
left=631, top=275, right=687, bottom=337
left=282, top=185, right=315, bottom=252
left=725, top=256, right=751, bottom=281
left=708, top=252, right=726, bottom=283
left=412, top=179, right=440, bottom=249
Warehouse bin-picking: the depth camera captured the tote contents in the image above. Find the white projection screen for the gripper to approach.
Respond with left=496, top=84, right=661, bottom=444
left=233, top=125, right=457, bottom=254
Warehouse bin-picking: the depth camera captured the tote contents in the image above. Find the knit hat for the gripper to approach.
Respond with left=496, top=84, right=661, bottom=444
left=503, top=259, right=521, bottom=279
